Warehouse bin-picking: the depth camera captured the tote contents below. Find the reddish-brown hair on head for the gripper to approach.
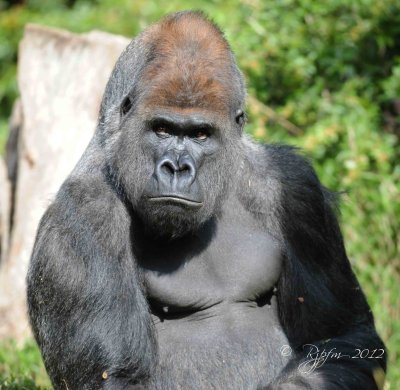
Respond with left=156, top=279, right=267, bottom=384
left=141, top=11, right=241, bottom=114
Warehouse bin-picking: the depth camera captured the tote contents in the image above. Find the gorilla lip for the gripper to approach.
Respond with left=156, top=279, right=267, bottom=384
left=148, top=195, right=203, bottom=208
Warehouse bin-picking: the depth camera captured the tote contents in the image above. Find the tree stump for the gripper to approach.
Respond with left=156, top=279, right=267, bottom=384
left=0, top=158, right=10, bottom=267
left=0, top=24, right=129, bottom=340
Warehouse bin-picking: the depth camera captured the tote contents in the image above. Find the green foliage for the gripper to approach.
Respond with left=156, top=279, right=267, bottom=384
left=0, top=0, right=399, bottom=388
left=0, top=339, right=50, bottom=389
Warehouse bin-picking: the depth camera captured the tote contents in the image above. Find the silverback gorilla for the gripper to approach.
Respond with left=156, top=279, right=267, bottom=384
left=27, top=11, right=386, bottom=390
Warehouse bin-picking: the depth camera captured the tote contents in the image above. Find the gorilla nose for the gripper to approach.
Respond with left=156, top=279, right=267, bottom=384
left=155, top=153, right=196, bottom=189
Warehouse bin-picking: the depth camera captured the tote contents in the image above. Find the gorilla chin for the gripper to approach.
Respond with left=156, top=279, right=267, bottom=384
left=137, top=195, right=209, bottom=239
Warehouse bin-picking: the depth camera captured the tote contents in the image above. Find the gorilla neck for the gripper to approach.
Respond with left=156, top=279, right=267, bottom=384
left=133, top=215, right=217, bottom=264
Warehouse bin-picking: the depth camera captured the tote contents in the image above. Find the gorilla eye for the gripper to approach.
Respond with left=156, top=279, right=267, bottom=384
left=121, top=96, right=133, bottom=116
left=235, top=109, right=245, bottom=126
left=195, top=130, right=209, bottom=140
left=155, top=126, right=171, bottom=137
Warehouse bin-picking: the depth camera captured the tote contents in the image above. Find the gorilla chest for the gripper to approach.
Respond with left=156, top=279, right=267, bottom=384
left=139, top=221, right=288, bottom=388
left=140, top=221, right=282, bottom=314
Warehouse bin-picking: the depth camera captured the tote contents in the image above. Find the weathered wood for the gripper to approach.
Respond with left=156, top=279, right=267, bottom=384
left=0, top=158, right=10, bottom=266
left=5, top=98, right=22, bottom=195
left=0, top=24, right=129, bottom=340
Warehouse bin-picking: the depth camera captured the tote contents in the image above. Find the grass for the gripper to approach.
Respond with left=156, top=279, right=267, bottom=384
left=0, top=340, right=50, bottom=389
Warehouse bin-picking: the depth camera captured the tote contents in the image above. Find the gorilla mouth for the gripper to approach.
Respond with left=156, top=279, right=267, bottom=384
left=148, top=196, right=203, bottom=209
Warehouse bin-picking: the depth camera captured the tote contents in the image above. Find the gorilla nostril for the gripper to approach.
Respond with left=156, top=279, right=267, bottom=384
left=178, top=156, right=196, bottom=178
left=179, top=163, right=191, bottom=173
left=155, top=158, right=179, bottom=182
left=161, top=161, right=176, bottom=176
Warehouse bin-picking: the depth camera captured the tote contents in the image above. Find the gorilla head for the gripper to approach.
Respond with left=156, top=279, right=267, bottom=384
left=100, top=11, right=246, bottom=238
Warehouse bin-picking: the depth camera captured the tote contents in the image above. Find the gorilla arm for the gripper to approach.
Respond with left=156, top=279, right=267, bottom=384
left=262, top=145, right=386, bottom=389
left=27, top=163, right=156, bottom=390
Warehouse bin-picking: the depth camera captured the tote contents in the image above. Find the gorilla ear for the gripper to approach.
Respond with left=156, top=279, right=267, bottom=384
left=235, top=109, right=245, bottom=127
left=121, top=95, right=133, bottom=116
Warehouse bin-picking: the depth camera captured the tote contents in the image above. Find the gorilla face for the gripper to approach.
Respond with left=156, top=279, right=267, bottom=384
left=114, top=102, right=238, bottom=238
left=142, top=111, right=221, bottom=207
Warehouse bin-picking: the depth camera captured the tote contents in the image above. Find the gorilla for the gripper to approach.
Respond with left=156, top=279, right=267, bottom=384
left=27, top=10, right=386, bottom=390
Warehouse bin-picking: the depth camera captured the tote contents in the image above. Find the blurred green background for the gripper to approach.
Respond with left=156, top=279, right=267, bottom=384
left=0, top=0, right=399, bottom=389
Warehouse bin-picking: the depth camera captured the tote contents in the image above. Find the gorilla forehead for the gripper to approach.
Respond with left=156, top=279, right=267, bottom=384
left=139, top=11, right=241, bottom=113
